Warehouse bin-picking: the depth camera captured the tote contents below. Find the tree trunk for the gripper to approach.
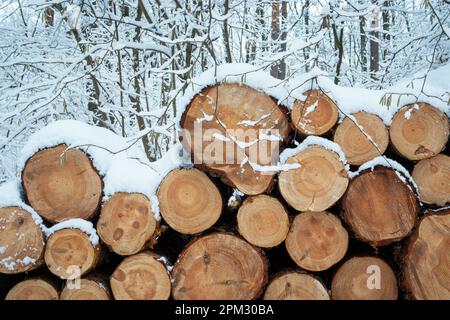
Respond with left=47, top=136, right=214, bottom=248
left=359, top=16, right=367, bottom=73
left=403, top=210, right=450, bottom=300
left=290, top=90, right=339, bottom=136
left=237, top=195, right=289, bottom=248
left=60, top=277, right=111, bottom=300
left=270, top=1, right=280, bottom=78
left=278, top=145, right=349, bottom=212
left=97, top=193, right=159, bottom=255
left=390, top=103, right=449, bottom=161
left=333, top=112, right=389, bottom=165
left=342, top=167, right=419, bottom=246
left=172, top=232, right=268, bottom=300
left=285, top=211, right=348, bottom=272
left=412, top=154, right=450, bottom=206
left=0, top=207, right=45, bottom=274
left=157, top=168, right=222, bottom=234
left=264, top=272, right=330, bottom=300
left=22, top=144, right=102, bottom=223
left=110, top=251, right=171, bottom=300
left=331, top=256, right=398, bottom=300
left=5, top=278, right=59, bottom=300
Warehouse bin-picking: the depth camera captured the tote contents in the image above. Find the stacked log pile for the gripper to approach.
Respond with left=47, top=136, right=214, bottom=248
left=0, top=78, right=449, bottom=300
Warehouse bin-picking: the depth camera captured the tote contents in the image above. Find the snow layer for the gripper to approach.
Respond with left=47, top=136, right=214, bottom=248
left=44, top=218, right=99, bottom=246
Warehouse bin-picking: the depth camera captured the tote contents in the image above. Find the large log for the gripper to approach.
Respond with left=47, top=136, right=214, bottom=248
left=110, top=251, right=171, bottom=300
left=180, top=83, right=289, bottom=195
left=5, top=278, right=59, bottom=300
left=22, top=144, right=102, bottom=223
left=333, top=112, right=389, bottom=165
left=331, top=256, right=398, bottom=300
left=157, top=168, right=222, bottom=234
left=278, top=145, right=349, bottom=211
left=290, top=89, right=339, bottom=136
left=403, top=210, right=450, bottom=300
left=390, top=103, right=449, bottom=161
left=263, top=272, right=330, bottom=300
left=412, top=154, right=450, bottom=206
left=172, top=232, right=268, bottom=300
left=285, top=211, right=348, bottom=271
left=0, top=206, right=45, bottom=274
left=60, top=278, right=111, bottom=300
left=237, top=195, right=289, bottom=248
left=44, top=228, right=102, bottom=279
left=342, top=167, right=419, bottom=246
left=97, top=192, right=159, bottom=255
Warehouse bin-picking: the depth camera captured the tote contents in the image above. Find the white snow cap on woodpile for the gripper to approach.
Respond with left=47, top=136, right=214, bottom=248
left=44, top=218, right=99, bottom=246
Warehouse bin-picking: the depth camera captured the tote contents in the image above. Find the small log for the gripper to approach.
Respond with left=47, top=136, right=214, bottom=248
left=172, top=232, right=268, bottom=300
left=403, top=210, right=450, bottom=300
left=285, top=211, right=348, bottom=272
left=412, top=154, right=450, bottom=206
left=331, top=256, right=398, bottom=300
left=278, top=145, right=349, bottom=211
left=157, top=168, right=222, bottom=234
left=263, top=272, right=330, bottom=300
left=97, top=192, right=158, bottom=255
left=180, top=83, right=289, bottom=195
left=290, top=89, right=339, bottom=136
left=110, top=251, right=171, bottom=300
left=60, top=278, right=111, bottom=300
left=342, top=167, right=419, bottom=246
left=390, top=103, right=449, bottom=161
left=237, top=195, right=289, bottom=248
left=333, top=112, right=389, bottom=165
left=45, top=228, right=102, bottom=279
left=22, top=144, right=102, bottom=223
left=5, top=278, right=59, bottom=300
left=0, top=206, right=45, bottom=274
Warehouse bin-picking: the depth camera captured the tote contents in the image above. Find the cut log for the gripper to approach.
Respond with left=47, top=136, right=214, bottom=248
left=403, top=210, right=450, bottom=300
left=342, top=167, right=419, bottom=246
left=180, top=83, right=289, bottom=195
left=97, top=192, right=158, bottom=255
left=263, top=272, right=330, bottom=300
left=22, top=144, right=102, bottom=223
left=237, top=195, right=289, bottom=248
left=278, top=146, right=349, bottom=211
left=61, top=278, right=111, bottom=300
left=172, top=232, right=267, bottom=300
left=390, top=103, right=449, bottom=161
left=110, top=251, right=171, bottom=300
left=285, top=211, right=348, bottom=271
left=291, top=89, right=339, bottom=136
left=412, top=154, right=450, bottom=206
left=157, top=168, right=222, bottom=234
left=0, top=206, right=45, bottom=274
left=45, top=228, right=102, bottom=279
left=5, top=278, right=59, bottom=300
left=333, top=112, right=389, bottom=165
left=331, top=256, right=398, bottom=300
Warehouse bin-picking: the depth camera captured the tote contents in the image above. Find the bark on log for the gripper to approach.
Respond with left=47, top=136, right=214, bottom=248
left=22, top=144, right=102, bottom=223
left=0, top=206, right=45, bottom=274
left=110, top=251, right=171, bottom=300
left=157, top=168, right=222, bottom=234
left=403, top=210, right=450, bottom=300
left=60, top=278, right=111, bottom=300
left=180, top=83, right=289, bottom=195
left=285, top=211, right=348, bottom=271
left=333, top=112, right=389, bottom=165
left=172, top=232, right=268, bottom=300
left=291, top=89, right=339, bottom=136
left=263, top=272, right=330, bottom=300
left=5, top=278, right=59, bottom=300
left=278, top=145, right=349, bottom=211
left=237, top=195, right=289, bottom=248
left=97, top=192, right=158, bottom=255
left=390, top=103, right=449, bottom=161
left=412, top=154, right=450, bottom=206
left=44, top=228, right=102, bottom=279
left=331, top=256, right=398, bottom=300
left=342, top=167, right=419, bottom=246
